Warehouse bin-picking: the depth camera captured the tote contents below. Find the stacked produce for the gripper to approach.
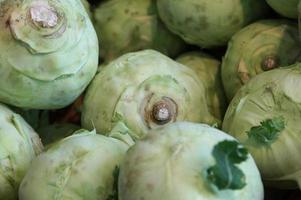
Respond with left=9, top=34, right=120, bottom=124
left=19, top=124, right=134, bottom=200
left=81, top=49, right=220, bottom=139
left=223, top=64, right=301, bottom=189
left=0, top=104, right=43, bottom=200
left=222, top=20, right=301, bottom=100
left=266, top=0, right=299, bottom=19
left=176, top=52, right=227, bottom=120
left=93, top=0, right=185, bottom=62
left=118, top=122, right=264, bottom=200
left=0, top=0, right=98, bottom=109
left=1, top=0, right=301, bottom=199
left=156, top=0, right=270, bottom=48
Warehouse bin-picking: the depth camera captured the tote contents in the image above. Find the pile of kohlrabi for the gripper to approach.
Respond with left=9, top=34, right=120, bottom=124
left=1, top=0, right=301, bottom=199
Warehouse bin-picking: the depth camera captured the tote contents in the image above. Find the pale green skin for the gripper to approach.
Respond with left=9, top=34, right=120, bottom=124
left=157, top=0, right=270, bottom=48
left=176, top=52, right=227, bottom=120
left=93, top=0, right=185, bottom=61
left=0, top=104, right=43, bottom=200
left=0, top=0, right=98, bottom=109
left=222, top=20, right=301, bottom=101
left=19, top=129, right=130, bottom=200
left=82, top=50, right=219, bottom=140
left=81, top=0, right=92, bottom=18
left=266, top=0, right=299, bottom=19
left=223, top=63, right=301, bottom=188
left=119, top=122, right=264, bottom=200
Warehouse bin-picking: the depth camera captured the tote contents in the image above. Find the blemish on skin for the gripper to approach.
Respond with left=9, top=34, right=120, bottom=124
left=146, top=183, right=154, bottom=192
left=5, top=19, right=9, bottom=28
left=198, top=16, right=209, bottom=30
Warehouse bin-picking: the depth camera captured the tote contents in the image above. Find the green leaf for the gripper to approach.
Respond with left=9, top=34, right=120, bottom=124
left=246, top=116, right=285, bottom=145
left=207, top=140, right=248, bottom=190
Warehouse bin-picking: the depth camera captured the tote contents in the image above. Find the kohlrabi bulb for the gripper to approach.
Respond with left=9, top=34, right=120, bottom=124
left=19, top=123, right=133, bottom=200
left=266, top=0, right=299, bottom=19
left=0, top=0, right=98, bottom=109
left=82, top=50, right=219, bottom=140
left=156, top=0, right=270, bottom=48
left=119, top=122, right=263, bottom=200
left=223, top=63, right=301, bottom=188
left=176, top=52, right=227, bottom=120
left=93, top=0, right=185, bottom=61
left=0, top=103, right=43, bottom=200
left=222, top=20, right=301, bottom=100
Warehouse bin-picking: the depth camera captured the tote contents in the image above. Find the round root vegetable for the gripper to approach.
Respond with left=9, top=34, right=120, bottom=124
left=0, top=104, right=43, bottom=200
left=222, top=20, right=301, bottom=100
left=93, top=0, right=185, bottom=61
left=0, top=0, right=98, bottom=109
left=223, top=63, right=301, bottom=188
left=266, top=0, right=299, bottom=19
left=19, top=123, right=133, bottom=200
left=82, top=50, right=219, bottom=140
left=176, top=52, right=227, bottom=120
left=157, top=0, right=270, bottom=48
left=119, top=122, right=264, bottom=200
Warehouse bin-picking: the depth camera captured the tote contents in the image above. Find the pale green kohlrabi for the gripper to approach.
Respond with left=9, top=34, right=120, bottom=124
left=265, top=0, right=301, bottom=40
left=93, top=0, right=185, bottom=62
left=81, top=50, right=219, bottom=140
left=222, top=19, right=301, bottom=100
left=0, top=0, right=98, bottom=109
left=176, top=52, right=227, bottom=121
left=266, top=0, right=299, bottom=19
left=118, top=122, right=263, bottom=200
left=223, top=63, right=301, bottom=189
left=156, top=0, right=270, bottom=48
left=19, top=122, right=134, bottom=200
left=0, top=103, right=43, bottom=200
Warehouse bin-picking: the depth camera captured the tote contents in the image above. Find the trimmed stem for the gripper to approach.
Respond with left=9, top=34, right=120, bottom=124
left=29, top=2, right=58, bottom=28
left=261, top=55, right=279, bottom=71
left=151, top=101, right=172, bottom=124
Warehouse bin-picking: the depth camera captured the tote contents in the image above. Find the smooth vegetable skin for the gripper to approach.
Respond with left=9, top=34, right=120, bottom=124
left=157, top=0, right=270, bottom=48
left=176, top=52, right=227, bottom=120
left=93, top=0, right=185, bottom=61
left=118, top=122, right=263, bottom=200
left=223, top=63, right=301, bottom=188
left=0, top=0, right=98, bottom=109
left=82, top=50, right=219, bottom=140
left=0, top=104, right=43, bottom=200
left=81, top=0, right=92, bottom=18
left=19, top=127, right=132, bottom=200
left=266, top=0, right=299, bottom=19
left=222, top=20, right=301, bottom=100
